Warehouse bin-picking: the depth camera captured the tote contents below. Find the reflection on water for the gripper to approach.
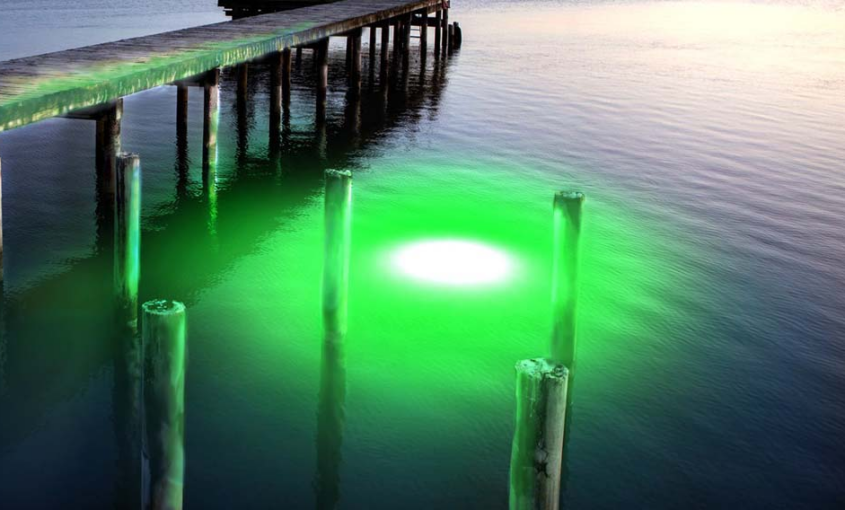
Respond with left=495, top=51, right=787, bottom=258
left=1, top=1, right=844, bottom=509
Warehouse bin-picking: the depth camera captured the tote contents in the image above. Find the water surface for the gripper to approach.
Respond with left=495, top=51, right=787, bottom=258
left=0, top=1, right=844, bottom=508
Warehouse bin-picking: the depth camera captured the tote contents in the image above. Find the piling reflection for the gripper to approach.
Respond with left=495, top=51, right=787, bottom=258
left=0, top=42, right=453, bottom=506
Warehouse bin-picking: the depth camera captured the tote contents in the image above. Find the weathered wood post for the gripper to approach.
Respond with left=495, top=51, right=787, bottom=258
left=315, top=170, right=352, bottom=509
left=202, top=69, right=220, bottom=178
left=270, top=50, right=283, bottom=151
left=350, top=28, right=362, bottom=95
left=509, top=358, right=569, bottom=510
left=176, top=85, right=189, bottom=149
left=434, top=10, right=442, bottom=54
left=368, top=26, right=377, bottom=70
left=420, top=9, right=429, bottom=55
left=236, top=63, right=249, bottom=105
left=282, top=47, right=292, bottom=106
left=142, top=299, right=187, bottom=510
left=442, top=7, right=450, bottom=56
left=114, top=153, right=142, bottom=330
left=551, top=191, right=584, bottom=370
left=392, top=19, right=403, bottom=68
left=323, top=170, right=352, bottom=337
left=403, top=13, right=412, bottom=62
left=113, top=152, right=143, bottom=510
left=316, top=38, right=330, bottom=125
left=96, top=99, right=123, bottom=197
left=448, top=23, right=455, bottom=51
left=380, top=22, right=390, bottom=85
left=454, top=21, right=463, bottom=48
left=295, top=46, right=303, bottom=67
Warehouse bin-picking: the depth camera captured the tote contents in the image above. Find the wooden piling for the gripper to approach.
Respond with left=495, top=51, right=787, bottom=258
left=369, top=25, right=377, bottom=67
left=448, top=23, right=454, bottom=51
left=393, top=19, right=403, bottom=66
left=176, top=85, right=188, bottom=148
left=403, top=13, right=412, bottom=61
left=270, top=50, right=283, bottom=144
left=420, top=9, right=428, bottom=54
left=113, top=153, right=143, bottom=510
left=282, top=47, right=292, bottom=106
left=202, top=69, right=220, bottom=177
left=323, top=170, right=352, bottom=337
left=236, top=63, right=249, bottom=104
left=316, top=38, right=330, bottom=124
left=350, top=28, right=363, bottom=94
left=295, top=46, right=303, bottom=67
left=114, top=153, right=141, bottom=330
left=380, top=22, right=390, bottom=81
left=454, top=21, right=463, bottom=48
left=96, top=99, right=123, bottom=197
left=442, top=7, right=450, bottom=56
left=142, top=299, right=187, bottom=510
left=551, top=191, right=584, bottom=370
left=434, top=10, right=442, bottom=54
left=509, top=358, right=569, bottom=510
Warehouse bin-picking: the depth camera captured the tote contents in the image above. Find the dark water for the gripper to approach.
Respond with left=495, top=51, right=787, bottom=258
left=1, top=1, right=844, bottom=509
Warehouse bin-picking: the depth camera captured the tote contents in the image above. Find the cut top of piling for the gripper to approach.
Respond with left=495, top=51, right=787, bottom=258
left=142, top=299, right=186, bottom=317
left=554, top=190, right=585, bottom=205
left=515, top=358, right=569, bottom=381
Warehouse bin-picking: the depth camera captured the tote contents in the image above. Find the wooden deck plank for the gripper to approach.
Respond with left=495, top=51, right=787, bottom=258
left=0, top=0, right=439, bottom=132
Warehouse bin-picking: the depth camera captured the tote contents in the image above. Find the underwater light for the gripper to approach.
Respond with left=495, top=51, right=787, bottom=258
left=391, top=239, right=514, bottom=286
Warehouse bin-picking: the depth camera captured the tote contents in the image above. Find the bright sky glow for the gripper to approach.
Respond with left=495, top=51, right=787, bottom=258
left=391, top=239, right=515, bottom=287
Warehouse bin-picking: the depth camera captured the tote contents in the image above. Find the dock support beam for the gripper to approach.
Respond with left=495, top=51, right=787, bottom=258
left=236, top=63, right=249, bottom=104
left=442, top=7, right=450, bottom=56
left=114, top=153, right=141, bottom=330
left=369, top=26, right=377, bottom=69
left=509, top=359, right=569, bottom=510
left=282, top=47, right=292, bottom=106
left=176, top=85, right=189, bottom=150
left=316, top=38, right=330, bottom=125
left=380, top=23, right=390, bottom=78
left=420, top=9, right=428, bottom=55
left=434, top=10, right=442, bottom=54
left=323, top=169, right=352, bottom=337
left=96, top=99, right=123, bottom=198
left=350, top=29, right=362, bottom=95
left=270, top=50, right=283, bottom=147
left=392, top=19, right=402, bottom=68
left=142, top=299, right=187, bottom=510
left=202, top=69, right=220, bottom=178
left=551, top=192, right=584, bottom=369
left=403, top=13, right=412, bottom=62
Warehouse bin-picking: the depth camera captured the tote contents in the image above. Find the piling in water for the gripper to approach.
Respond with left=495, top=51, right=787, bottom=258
left=96, top=99, right=123, bottom=197
left=434, top=10, right=442, bottom=55
left=420, top=9, right=429, bottom=54
left=350, top=28, right=363, bottom=95
left=550, top=191, right=584, bottom=369
left=317, top=38, right=330, bottom=124
left=176, top=85, right=188, bottom=152
left=322, top=170, right=352, bottom=338
left=142, top=299, right=187, bottom=510
left=114, top=153, right=142, bottom=330
left=509, top=358, right=569, bottom=510
left=202, top=69, right=220, bottom=178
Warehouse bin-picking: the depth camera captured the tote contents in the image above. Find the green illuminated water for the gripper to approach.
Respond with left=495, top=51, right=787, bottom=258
left=1, top=1, right=845, bottom=509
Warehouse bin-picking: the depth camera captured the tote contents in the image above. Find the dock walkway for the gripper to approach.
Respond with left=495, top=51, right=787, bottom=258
left=0, top=0, right=439, bottom=132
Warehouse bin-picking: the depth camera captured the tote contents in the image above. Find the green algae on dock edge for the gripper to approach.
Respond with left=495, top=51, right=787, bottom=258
left=0, top=22, right=318, bottom=132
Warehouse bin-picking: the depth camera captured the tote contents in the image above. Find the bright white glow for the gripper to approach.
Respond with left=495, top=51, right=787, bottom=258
left=391, top=239, right=514, bottom=286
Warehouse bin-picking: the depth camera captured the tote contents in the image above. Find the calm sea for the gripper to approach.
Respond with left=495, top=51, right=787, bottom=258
left=0, top=0, right=843, bottom=508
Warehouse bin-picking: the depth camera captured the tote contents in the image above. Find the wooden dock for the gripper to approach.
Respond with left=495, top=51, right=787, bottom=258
left=0, top=0, right=448, bottom=132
